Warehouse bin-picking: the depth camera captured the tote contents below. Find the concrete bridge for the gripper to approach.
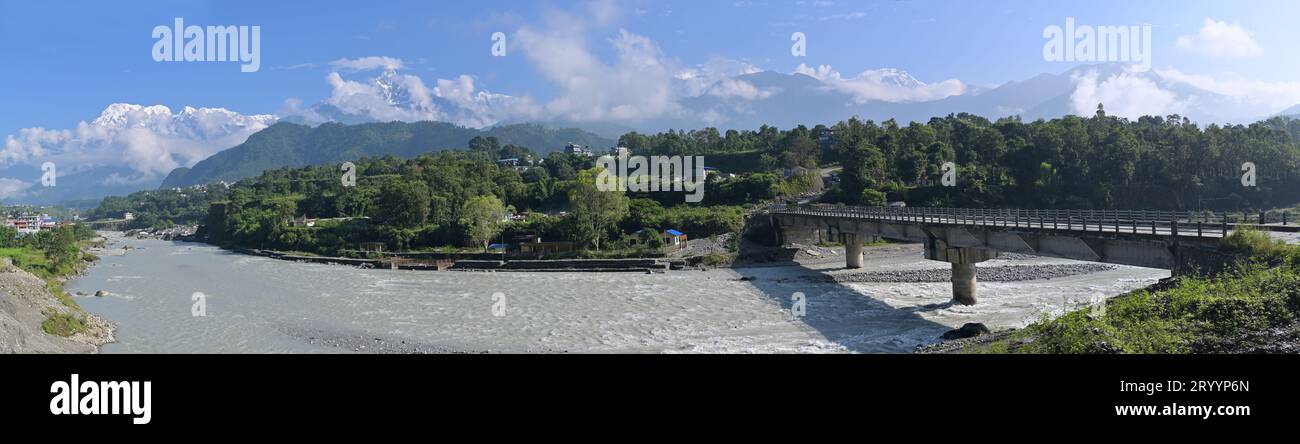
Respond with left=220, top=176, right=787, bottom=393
left=765, top=205, right=1296, bottom=305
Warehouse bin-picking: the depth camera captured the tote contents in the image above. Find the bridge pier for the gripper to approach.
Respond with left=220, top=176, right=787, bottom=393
left=843, top=233, right=864, bottom=268
left=952, top=262, right=977, bottom=305
left=925, top=244, right=998, bottom=305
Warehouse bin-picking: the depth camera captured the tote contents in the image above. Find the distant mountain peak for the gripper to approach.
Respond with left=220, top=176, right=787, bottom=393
left=863, top=67, right=925, bottom=89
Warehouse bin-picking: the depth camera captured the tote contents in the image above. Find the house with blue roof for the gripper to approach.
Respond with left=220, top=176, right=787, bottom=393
left=662, top=229, right=687, bottom=251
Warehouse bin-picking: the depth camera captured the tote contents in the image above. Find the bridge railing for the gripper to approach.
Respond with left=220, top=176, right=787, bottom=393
left=769, top=204, right=1295, bottom=238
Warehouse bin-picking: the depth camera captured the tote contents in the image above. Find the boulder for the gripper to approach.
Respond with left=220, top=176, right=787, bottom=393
left=941, top=322, right=990, bottom=340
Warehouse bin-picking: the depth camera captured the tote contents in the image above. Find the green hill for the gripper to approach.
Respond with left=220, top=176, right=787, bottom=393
left=160, top=121, right=613, bottom=188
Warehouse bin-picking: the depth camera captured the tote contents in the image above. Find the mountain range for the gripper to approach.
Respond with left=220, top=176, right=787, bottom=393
left=8, top=63, right=1300, bottom=207
left=159, top=121, right=613, bottom=188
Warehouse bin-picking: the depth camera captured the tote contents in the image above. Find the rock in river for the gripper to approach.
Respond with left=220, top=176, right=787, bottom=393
left=942, top=323, right=991, bottom=340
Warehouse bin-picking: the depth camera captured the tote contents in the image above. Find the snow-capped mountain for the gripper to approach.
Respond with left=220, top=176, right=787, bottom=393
left=0, top=103, right=275, bottom=205
left=870, top=68, right=926, bottom=89
left=91, top=103, right=276, bottom=139
left=283, top=69, right=536, bottom=129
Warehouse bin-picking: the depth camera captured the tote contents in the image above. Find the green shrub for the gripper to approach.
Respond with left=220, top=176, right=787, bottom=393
left=702, top=253, right=732, bottom=267
left=42, top=313, right=86, bottom=337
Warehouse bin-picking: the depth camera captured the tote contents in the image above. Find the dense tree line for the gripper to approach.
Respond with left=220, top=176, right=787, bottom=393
left=87, top=186, right=231, bottom=229
left=188, top=145, right=773, bottom=254
left=826, top=108, right=1300, bottom=210
left=619, top=110, right=1300, bottom=211
left=618, top=124, right=825, bottom=171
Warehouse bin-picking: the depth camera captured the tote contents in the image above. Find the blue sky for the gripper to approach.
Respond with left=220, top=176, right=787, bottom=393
left=3, top=0, right=1300, bottom=203
left=4, top=0, right=1300, bottom=137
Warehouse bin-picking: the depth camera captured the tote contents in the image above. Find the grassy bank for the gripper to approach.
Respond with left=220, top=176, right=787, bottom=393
left=966, top=228, right=1300, bottom=354
left=0, top=225, right=101, bottom=337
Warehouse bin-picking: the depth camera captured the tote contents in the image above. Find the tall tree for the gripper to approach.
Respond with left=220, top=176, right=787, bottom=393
left=376, top=179, right=431, bottom=228
left=568, top=170, right=629, bottom=251
left=459, top=195, right=509, bottom=252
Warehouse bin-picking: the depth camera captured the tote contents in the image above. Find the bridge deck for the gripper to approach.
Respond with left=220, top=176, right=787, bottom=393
left=771, top=205, right=1298, bottom=239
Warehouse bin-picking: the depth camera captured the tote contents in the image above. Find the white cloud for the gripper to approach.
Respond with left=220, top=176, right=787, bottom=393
left=675, top=57, right=763, bottom=97
left=1176, top=18, right=1263, bottom=59
left=1157, top=68, right=1300, bottom=112
left=793, top=64, right=966, bottom=103
left=0, top=178, right=32, bottom=200
left=330, top=56, right=406, bottom=72
left=587, top=0, right=623, bottom=25
left=1070, top=70, right=1183, bottom=119
left=293, top=63, right=539, bottom=128
left=433, top=75, right=541, bottom=127
left=323, top=70, right=442, bottom=122
left=2, top=104, right=275, bottom=181
left=707, top=78, right=777, bottom=101
left=819, top=12, right=867, bottom=21
left=515, top=23, right=681, bottom=122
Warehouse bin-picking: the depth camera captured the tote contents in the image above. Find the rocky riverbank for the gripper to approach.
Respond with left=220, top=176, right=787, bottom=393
left=0, top=257, right=115, bottom=353
left=124, top=225, right=197, bottom=241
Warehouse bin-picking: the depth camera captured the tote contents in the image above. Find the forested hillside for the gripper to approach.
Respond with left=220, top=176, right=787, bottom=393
left=159, top=121, right=613, bottom=188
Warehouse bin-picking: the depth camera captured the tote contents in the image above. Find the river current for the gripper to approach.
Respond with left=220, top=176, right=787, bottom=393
left=71, top=232, right=1168, bottom=353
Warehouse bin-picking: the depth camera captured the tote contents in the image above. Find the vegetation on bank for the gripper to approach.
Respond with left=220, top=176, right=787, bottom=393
left=92, top=133, right=819, bottom=256
left=968, top=228, right=1300, bottom=354
left=41, top=312, right=87, bottom=337
left=0, top=224, right=100, bottom=337
left=824, top=110, right=1300, bottom=209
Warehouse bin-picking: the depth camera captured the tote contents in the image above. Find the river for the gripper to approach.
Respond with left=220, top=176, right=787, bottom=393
left=70, top=232, right=1168, bottom=353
